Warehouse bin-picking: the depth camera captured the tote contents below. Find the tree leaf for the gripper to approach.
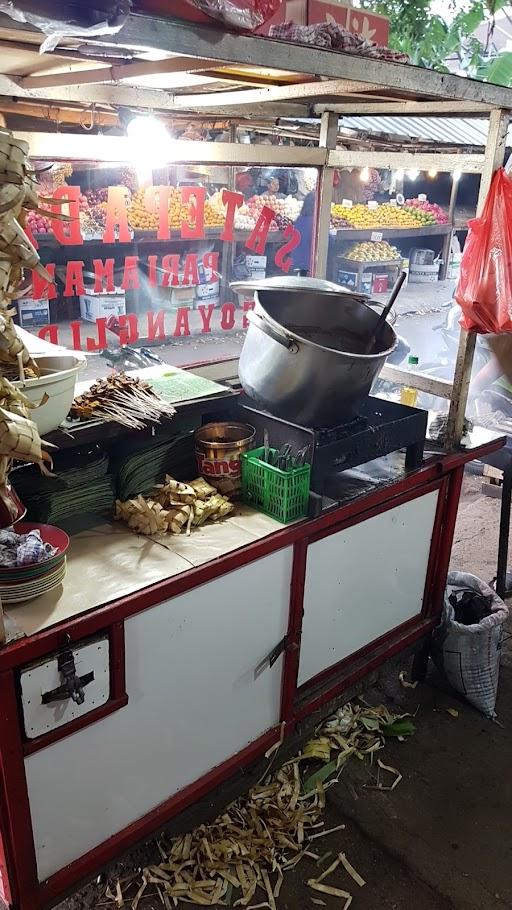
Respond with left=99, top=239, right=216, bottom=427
left=482, top=51, right=512, bottom=85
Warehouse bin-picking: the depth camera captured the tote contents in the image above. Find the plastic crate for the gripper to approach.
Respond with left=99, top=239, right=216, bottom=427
left=241, top=447, right=310, bottom=524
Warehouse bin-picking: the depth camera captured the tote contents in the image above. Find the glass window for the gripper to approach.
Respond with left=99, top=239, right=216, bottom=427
left=21, top=159, right=318, bottom=382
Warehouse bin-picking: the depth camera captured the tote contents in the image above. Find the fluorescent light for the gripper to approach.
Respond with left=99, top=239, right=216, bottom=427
left=407, top=168, right=420, bottom=181
left=453, top=168, right=462, bottom=181
left=394, top=168, right=404, bottom=181
left=428, top=169, right=438, bottom=178
left=360, top=166, right=370, bottom=182
left=126, top=115, right=172, bottom=176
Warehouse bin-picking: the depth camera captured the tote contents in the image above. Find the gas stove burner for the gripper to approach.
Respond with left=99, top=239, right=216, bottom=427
left=315, top=415, right=368, bottom=444
left=237, top=396, right=428, bottom=502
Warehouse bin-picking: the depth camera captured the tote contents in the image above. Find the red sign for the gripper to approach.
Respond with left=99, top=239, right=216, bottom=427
left=36, top=302, right=256, bottom=351
left=307, top=1, right=389, bottom=43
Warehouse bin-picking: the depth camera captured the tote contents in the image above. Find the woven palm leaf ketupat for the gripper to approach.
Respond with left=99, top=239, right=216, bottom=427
left=0, top=129, right=58, bottom=525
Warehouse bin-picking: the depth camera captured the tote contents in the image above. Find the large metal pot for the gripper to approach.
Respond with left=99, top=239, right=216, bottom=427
left=237, top=286, right=397, bottom=427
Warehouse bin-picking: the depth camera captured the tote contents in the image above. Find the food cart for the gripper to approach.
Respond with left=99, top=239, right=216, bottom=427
left=0, top=10, right=510, bottom=910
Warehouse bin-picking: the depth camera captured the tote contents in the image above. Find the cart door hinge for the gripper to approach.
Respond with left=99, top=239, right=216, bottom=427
left=42, top=649, right=95, bottom=706
left=254, top=636, right=294, bottom=679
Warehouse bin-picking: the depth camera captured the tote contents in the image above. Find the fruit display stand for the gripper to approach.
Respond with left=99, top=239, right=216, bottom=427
left=337, top=256, right=403, bottom=293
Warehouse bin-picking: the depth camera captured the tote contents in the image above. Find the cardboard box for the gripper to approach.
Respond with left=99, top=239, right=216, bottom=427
left=308, top=1, right=389, bottom=43
left=245, top=255, right=268, bottom=270
left=247, top=269, right=266, bottom=281
left=17, top=298, right=50, bottom=328
left=196, top=280, right=220, bottom=300
left=79, top=289, right=126, bottom=323
left=372, top=274, right=389, bottom=294
left=136, top=0, right=388, bottom=41
left=337, top=269, right=358, bottom=289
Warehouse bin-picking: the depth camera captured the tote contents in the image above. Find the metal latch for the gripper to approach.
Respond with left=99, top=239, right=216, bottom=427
left=254, top=636, right=289, bottom=679
left=42, top=649, right=94, bottom=706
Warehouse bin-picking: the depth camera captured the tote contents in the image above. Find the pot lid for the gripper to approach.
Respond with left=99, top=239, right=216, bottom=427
left=230, top=276, right=368, bottom=301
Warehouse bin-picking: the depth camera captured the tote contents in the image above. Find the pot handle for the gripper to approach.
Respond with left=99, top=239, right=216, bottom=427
left=246, top=310, right=299, bottom=353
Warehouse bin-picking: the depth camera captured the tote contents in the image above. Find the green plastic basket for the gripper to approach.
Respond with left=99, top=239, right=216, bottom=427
left=241, top=447, right=310, bottom=524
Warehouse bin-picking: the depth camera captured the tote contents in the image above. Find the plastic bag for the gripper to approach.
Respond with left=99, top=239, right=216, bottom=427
left=0, top=1, right=130, bottom=53
left=455, top=167, right=512, bottom=334
left=184, top=0, right=281, bottom=30
left=431, top=572, right=508, bottom=717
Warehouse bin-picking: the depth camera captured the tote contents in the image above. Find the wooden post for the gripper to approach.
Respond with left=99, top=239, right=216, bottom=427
left=439, top=176, right=459, bottom=281
left=445, top=108, right=510, bottom=450
left=313, top=111, right=337, bottom=278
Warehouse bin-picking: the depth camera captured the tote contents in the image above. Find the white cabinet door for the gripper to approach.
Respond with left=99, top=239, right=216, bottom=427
left=298, top=491, right=439, bottom=687
left=25, top=547, right=292, bottom=882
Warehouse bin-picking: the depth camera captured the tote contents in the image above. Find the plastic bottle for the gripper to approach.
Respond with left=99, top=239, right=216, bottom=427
left=400, top=355, right=419, bottom=407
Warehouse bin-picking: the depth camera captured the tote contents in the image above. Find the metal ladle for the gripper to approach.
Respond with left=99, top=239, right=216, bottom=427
left=364, top=270, right=407, bottom=355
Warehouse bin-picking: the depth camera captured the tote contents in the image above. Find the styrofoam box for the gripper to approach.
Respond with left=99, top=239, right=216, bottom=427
left=17, top=298, right=50, bottom=327
left=245, top=255, right=267, bottom=270
left=248, top=270, right=267, bottom=281
left=196, top=280, right=220, bottom=300
left=79, top=291, right=126, bottom=323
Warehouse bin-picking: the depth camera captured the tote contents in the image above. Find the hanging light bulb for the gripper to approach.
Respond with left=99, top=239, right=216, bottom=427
left=394, top=168, right=405, bottom=181
left=453, top=168, right=462, bottom=182
left=428, top=168, right=438, bottom=178
left=407, top=168, right=420, bottom=181
left=126, top=114, right=173, bottom=181
left=360, top=166, right=370, bottom=182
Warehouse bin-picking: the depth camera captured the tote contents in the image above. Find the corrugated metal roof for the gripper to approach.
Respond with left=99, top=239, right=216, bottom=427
left=338, top=115, right=511, bottom=147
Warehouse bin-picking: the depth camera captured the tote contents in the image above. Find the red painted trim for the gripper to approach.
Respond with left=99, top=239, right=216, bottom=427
left=420, top=476, right=449, bottom=620
left=295, top=616, right=436, bottom=721
left=0, top=456, right=476, bottom=674
left=110, top=622, right=126, bottom=701
left=0, top=671, right=39, bottom=909
left=22, top=624, right=128, bottom=756
left=22, top=695, right=129, bottom=758
left=280, top=539, right=308, bottom=728
left=38, top=725, right=280, bottom=907
left=0, top=789, right=13, bottom=907
left=428, top=466, right=465, bottom=622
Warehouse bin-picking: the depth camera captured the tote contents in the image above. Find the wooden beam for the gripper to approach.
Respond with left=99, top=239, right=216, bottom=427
left=169, top=79, right=383, bottom=109
left=0, top=76, right=307, bottom=119
left=314, top=100, right=495, bottom=116
left=102, top=14, right=512, bottom=109
left=0, top=99, right=119, bottom=127
left=380, top=364, right=452, bottom=399
left=328, top=148, right=486, bottom=174
left=314, top=111, right=337, bottom=279
left=15, top=132, right=327, bottom=166
left=19, top=56, right=220, bottom=89
left=445, top=108, right=510, bottom=450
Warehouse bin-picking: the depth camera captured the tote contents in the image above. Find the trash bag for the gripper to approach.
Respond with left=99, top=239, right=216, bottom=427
left=431, top=572, right=508, bottom=717
left=455, top=167, right=512, bottom=334
left=0, top=0, right=130, bottom=53
left=184, top=0, right=281, bottom=30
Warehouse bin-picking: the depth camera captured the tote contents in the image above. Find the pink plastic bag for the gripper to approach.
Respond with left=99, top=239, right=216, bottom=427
left=185, top=0, right=281, bottom=30
left=455, top=167, right=512, bottom=334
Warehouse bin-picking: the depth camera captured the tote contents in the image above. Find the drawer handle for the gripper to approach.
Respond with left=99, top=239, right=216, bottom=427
left=41, top=649, right=95, bottom=706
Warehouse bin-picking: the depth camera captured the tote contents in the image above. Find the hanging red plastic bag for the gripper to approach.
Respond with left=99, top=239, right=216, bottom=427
left=455, top=167, right=512, bottom=334
left=184, top=0, right=281, bottom=30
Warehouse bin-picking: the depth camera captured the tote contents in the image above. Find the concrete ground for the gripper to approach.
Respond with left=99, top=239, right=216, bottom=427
left=58, top=470, right=512, bottom=910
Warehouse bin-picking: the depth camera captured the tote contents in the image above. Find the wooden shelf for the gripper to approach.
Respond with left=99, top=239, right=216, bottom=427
left=334, top=224, right=452, bottom=243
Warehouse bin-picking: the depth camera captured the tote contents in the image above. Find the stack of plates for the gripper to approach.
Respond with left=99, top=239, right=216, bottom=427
left=0, top=522, right=69, bottom=604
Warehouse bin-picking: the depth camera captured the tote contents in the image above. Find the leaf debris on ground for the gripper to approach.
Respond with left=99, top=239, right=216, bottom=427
left=105, top=701, right=414, bottom=909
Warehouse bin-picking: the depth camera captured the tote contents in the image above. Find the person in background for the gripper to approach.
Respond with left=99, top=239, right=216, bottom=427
left=291, top=192, right=316, bottom=275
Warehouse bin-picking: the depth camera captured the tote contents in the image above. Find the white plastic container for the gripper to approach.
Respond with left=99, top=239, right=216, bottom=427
left=14, top=354, right=86, bottom=436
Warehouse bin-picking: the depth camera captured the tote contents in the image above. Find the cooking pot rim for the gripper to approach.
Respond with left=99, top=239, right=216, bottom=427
left=253, top=291, right=397, bottom=359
